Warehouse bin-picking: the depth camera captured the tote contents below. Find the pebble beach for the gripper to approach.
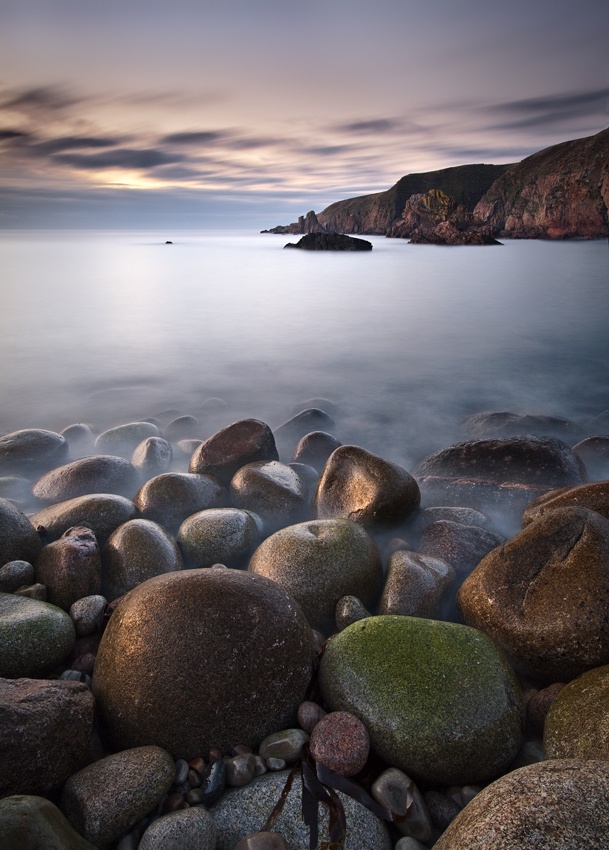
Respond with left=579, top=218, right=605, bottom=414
left=2, top=401, right=609, bottom=849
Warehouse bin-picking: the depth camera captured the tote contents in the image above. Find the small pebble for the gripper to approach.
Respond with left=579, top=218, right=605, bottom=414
left=258, top=728, right=309, bottom=764
left=174, top=758, right=189, bottom=786
left=266, top=757, right=287, bottom=771
left=200, top=758, right=226, bottom=805
left=225, top=753, right=257, bottom=787
left=163, top=792, right=188, bottom=814
left=0, top=560, right=34, bottom=592
left=59, top=669, right=92, bottom=687
left=297, top=700, right=327, bottom=734
left=335, top=595, right=371, bottom=631
left=253, top=755, right=268, bottom=776
left=372, top=767, right=433, bottom=842
left=186, top=788, right=205, bottom=805
left=232, top=743, right=253, bottom=756
left=69, top=594, right=107, bottom=637
left=189, top=756, right=206, bottom=774
left=188, top=768, right=202, bottom=788
left=309, top=711, right=369, bottom=777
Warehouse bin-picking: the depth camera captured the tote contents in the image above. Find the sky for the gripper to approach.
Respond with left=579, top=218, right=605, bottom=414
left=1, top=0, right=608, bottom=229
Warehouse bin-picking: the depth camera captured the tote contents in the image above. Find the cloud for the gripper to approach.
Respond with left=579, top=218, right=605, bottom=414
left=335, top=118, right=404, bottom=134
left=32, top=136, right=123, bottom=155
left=0, top=85, right=82, bottom=116
left=487, top=87, right=609, bottom=131
left=160, top=130, right=228, bottom=146
left=54, top=147, right=185, bottom=170
left=0, top=129, right=31, bottom=141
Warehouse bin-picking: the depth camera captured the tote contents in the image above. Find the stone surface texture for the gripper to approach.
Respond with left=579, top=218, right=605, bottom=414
left=0, top=795, right=98, bottom=850
left=102, top=518, right=182, bottom=601
left=32, top=494, right=138, bottom=547
left=188, top=419, right=278, bottom=484
left=0, top=591, right=75, bottom=677
left=543, top=665, right=609, bottom=760
left=35, top=526, right=101, bottom=611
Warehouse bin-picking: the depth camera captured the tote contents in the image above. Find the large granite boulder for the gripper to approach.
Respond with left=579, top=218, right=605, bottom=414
left=544, top=665, right=609, bottom=760
left=0, top=592, right=75, bottom=677
left=0, top=795, right=98, bottom=850
left=522, top=480, right=609, bottom=526
left=189, top=419, right=278, bottom=484
left=0, top=428, right=67, bottom=474
left=315, top=446, right=420, bottom=529
left=32, top=455, right=138, bottom=502
left=93, top=568, right=316, bottom=756
left=32, top=493, right=138, bottom=546
left=433, top=759, right=609, bottom=850
left=458, top=506, right=609, bottom=682
left=0, top=498, right=42, bottom=565
left=248, top=518, right=382, bottom=634
left=177, top=508, right=261, bottom=568
left=414, top=436, right=585, bottom=533
left=60, top=746, right=174, bottom=848
left=133, top=472, right=226, bottom=531
left=318, top=615, right=524, bottom=785
left=0, top=678, right=94, bottom=796
left=35, top=526, right=101, bottom=611
left=284, top=232, right=372, bottom=251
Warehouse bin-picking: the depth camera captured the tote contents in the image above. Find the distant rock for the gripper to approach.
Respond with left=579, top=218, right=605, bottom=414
left=284, top=232, right=372, bottom=251
left=262, top=210, right=326, bottom=235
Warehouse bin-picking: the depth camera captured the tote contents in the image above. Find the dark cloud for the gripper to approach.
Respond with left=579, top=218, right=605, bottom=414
left=336, top=118, right=403, bottom=134
left=160, top=130, right=227, bottom=146
left=0, top=128, right=31, bottom=141
left=0, top=85, right=82, bottom=115
left=488, top=87, right=609, bottom=131
left=302, top=144, right=353, bottom=157
left=33, top=136, right=122, bottom=154
left=54, top=148, right=185, bottom=170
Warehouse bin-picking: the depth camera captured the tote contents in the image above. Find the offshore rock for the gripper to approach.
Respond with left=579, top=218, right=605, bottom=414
left=319, top=615, right=524, bottom=785
left=0, top=795, right=98, bottom=850
left=134, top=471, right=226, bottom=531
left=408, top=220, right=501, bottom=244
left=0, top=497, right=42, bottom=565
left=35, top=526, right=101, bottom=611
left=262, top=209, right=327, bottom=235
left=458, top=506, right=609, bottom=682
left=248, top=518, right=382, bottom=634
left=32, top=455, right=138, bottom=502
left=93, top=568, right=316, bottom=756
left=462, top=410, right=580, bottom=442
left=544, top=665, right=609, bottom=760
left=0, top=592, right=75, bottom=677
left=433, top=759, right=609, bottom=850
left=0, top=678, right=94, bottom=796
left=189, top=419, right=278, bottom=485
left=284, top=232, right=372, bottom=251
left=31, top=493, right=138, bottom=547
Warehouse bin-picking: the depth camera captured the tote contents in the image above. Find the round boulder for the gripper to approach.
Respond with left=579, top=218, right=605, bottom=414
left=433, top=759, right=609, bottom=850
left=32, top=456, right=138, bottom=503
left=378, top=550, right=455, bottom=619
left=0, top=498, right=42, bottom=565
left=131, top=437, right=173, bottom=478
left=292, top=431, right=342, bottom=472
left=318, top=615, right=524, bottom=785
left=230, top=460, right=308, bottom=532
left=522, top=480, right=609, bottom=526
left=188, top=419, right=278, bottom=485
left=94, top=422, right=161, bottom=458
left=31, top=494, right=138, bottom=547
left=0, top=795, right=98, bottom=850
left=315, top=446, right=420, bottom=529
left=458, top=506, right=609, bottom=682
left=0, top=429, right=67, bottom=474
left=92, top=568, right=316, bottom=756
left=102, top=518, right=182, bottom=601
left=177, top=508, right=261, bottom=568
left=573, top=436, right=609, bottom=481
left=248, top=519, right=382, bottom=634
left=544, top=665, right=609, bottom=760
left=0, top=592, right=75, bottom=677
left=133, top=472, right=226, bottom=531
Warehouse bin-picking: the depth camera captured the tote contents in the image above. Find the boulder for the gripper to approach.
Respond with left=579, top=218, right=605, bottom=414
left=315, top=445, right=420, bottom=529
left=32, top=493, right=138, bottom=547
left=284, top=232, right=373, bottom=251
left=35, top=526, right=101, bottom=611
left=378, top=550, right=455, bottom=619
left=458, top=506, right=609, bottom=682
left=138, top=807, right=216, bottom=850
left=131, top=437, right=173, bottom=478
left=32, top=455, right=138, bottom=502
left=573, top=436, right=609, bottom=481
left=94, top=422, right=161, bottom=458
left=292, top=431, right=342, bottom=472
left=0, top=498, right=42, bottom=565
left=0, top=559, right=34, bottom=592
left=189, top=419, right=278, bottom=484
left=248, top=518, right=382, bottom=634
left=177, top=508, right=261, bottom=568
left=319, top=615, right=524, bottom=785
left=102, top=518, right=182, bottom=602
left=133, top=471, right=226, bottom=531
left=230, top=461, right=308, bottom=532
left=544, top=665, right=609, bottom=760
left=462, top=410, right=580, bottom=441
left=0, top=678, right=94, bottom=796
left=163, top=415, right=201, bottom=442
left=418, top=520, right=503, bottom=579
left=0, top=429, right=67, bottom=474
left=0, top=592, right=75, bottom=677
left=433, top=759, right=609, bottom=850
left=0, top=795, right=98, bottom=850
left=274, top=410, right=336, bottom=460
left=92, top=568, right=316, bottom=756
left=60, top=746, right=175, bottom=848
left=522, top=480, right=609, bottom=526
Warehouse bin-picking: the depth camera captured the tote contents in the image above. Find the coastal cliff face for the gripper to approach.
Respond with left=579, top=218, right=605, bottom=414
left=473, top=127, right=609, bottom=239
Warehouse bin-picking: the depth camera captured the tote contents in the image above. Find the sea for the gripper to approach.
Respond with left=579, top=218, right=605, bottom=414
left=1, top=230, right=608, bottom=471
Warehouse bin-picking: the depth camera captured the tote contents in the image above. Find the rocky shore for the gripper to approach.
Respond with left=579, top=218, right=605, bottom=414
left=2, top=403, right=609, bottom=849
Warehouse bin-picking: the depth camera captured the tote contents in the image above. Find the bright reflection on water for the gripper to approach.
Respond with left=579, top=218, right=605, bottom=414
left=1, top=230, right=607, bottom=469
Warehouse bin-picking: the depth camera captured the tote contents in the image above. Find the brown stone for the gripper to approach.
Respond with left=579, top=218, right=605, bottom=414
left=292, top=431, right=342, bottom=472
left=527, top=683, right=565, bottom=736
left=573, top=436, right=609, bottom=481
left=522, top=480, right=609, bottom=526
left=188, top=419, right=278, bottom=485
left=35, top=527, right=101, bottom=611
left=418, top=520, right=503, bottom=578
left=0, top=498, right=42, bottom=566
left=32, top=494, right=138, bottom=547
left=379, top=550, right=455, bottom=619
left=134, top=472, right=226, bottom=531
left=230, top=460, right=308, bottom=532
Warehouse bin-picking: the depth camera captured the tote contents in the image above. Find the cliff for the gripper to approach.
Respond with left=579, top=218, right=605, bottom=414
left=473, top=126, right=609, bottom=238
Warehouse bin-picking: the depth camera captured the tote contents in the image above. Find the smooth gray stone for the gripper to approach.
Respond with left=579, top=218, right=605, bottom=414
left=0, top=560, right=34, bottom=593
left=94, top=422, right=161, bottom=458
left=138, top=807, right=216, bottom=850
left=0, top=592, right=75, bottom=677
left=0, top=498, right=42, bottom=565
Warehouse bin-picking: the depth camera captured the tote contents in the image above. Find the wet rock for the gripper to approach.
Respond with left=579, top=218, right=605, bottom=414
left=0, top=475, right=32, bottom=505
left=458, top=506, right=609, bottom=682
left=418, top=520, right=503, bottom=579
left=32, top=493, right=138, bottom=546
left=0, top=498, right=42, bottom=565
left=188, top=419, right=278, bottom=485
left=0, top=428, right=67, bottom=474
left=210, top=770, right=391, bottom=850
left=315, top=446, right=420, bottom=529
left=178, top=508, right=261, bottom=568
left=131, top=437, right=172, bottom=478
left=0, top=795, right=98, bottom=850
left=200, top=758, right=226, bottom=806
left=573, top=436, right=609, bottom=481
left=527, top=683, right=565, bottom=736
left=274, top=410, right=336, bottom=460
left=522, top=479, right=609, bottom=525
left=94, top=422, right=161, bottom=458
left=134, top=471, right=225, bottom=531
left=138, top=807, right=216, bottom=850
left=225, top=753, right=257, bottom=787
left=258, top=728, right=309, bottom=764
left=60, top=746, right=175, bottom=849
left=0, top=678, right=94, bottom=796
left=544, top=666, right=609, bottom=760
left=93, top=568, right=316, bottom=756
left=32, top=456, right=138, bottom=503
left=407, top=506, right=490, bottom=542
left=102, top=518, right=182, bottom=602
left=248, top=518, right=382, bottom=634
left=378, top=550, right=455, bottom=619
left=61, top=423, right=96, bottom=457
left=415, top=436, right=585, bottom=534
left=284, top=232, right=373, bottom=251
left=371, top=767, right=432, bottom=842
left=0, top=559, right=34, bottom=592
left=319, top=615, right=524, bottom=785
left=34, top=527, right=101, bottom=611
left=309, top=711, right=369, bottom=776
left=433, top=759, right=609, bottom=850
left=163, top=415, right=201, bottom=442
left=292, top=431, right=342, bottom=472
left=297, top=700, right=326, bottom=734
left=69, top=594, right=106, bottom=637
left=335, top=595, right=371, bottom=630
left=0, top=592, right=75, bottom=677
left=230, top=460, right=308, bottom=532
left=462, top=410, right=580, bottom=442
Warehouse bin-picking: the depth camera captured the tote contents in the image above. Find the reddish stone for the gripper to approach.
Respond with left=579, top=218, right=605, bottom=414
left=309, top=711, right=370, bottom=777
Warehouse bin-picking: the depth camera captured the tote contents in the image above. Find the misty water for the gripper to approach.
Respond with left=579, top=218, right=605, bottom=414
left=1, top=230, right=608, bottom=472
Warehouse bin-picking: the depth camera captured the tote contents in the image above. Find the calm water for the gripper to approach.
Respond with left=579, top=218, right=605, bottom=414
left=1, top=230, right=607, bottom=469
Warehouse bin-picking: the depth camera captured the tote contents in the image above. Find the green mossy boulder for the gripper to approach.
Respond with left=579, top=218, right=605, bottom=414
left=544, top=665, right=609, bottom=760
left=0, top=592, right=75, bottom=677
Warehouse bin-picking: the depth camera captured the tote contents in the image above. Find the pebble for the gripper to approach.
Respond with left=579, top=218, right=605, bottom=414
left=69, top=594, right=107, bottom=637
left=174, top=758, right=189, bottom=785
left=296, top=700, right=326, bottom=734
left=258, top=729, right=309, bottom=764
left=225, top=753, right=257, bottom=787
left=309, top=711, right=370, bottom=776
left=335, top=595, right=371, bottom=630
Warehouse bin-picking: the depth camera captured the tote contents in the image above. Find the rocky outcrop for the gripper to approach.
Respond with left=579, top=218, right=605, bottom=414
left=473, top=126, right=609, bottom=238
left=387, top=189, right=502, bottom=244
left=284, top=233, right=372, bottom=251
left=262, top=210, right=327, bottom=235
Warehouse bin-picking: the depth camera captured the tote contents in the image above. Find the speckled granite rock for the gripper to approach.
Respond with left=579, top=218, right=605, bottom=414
left=177, top=508, right=261, bottom=568
left=32, top=455, right=138, bottom=502
left=0, top=428, right=67, bottom=473
left=0, top=795, right=97, bottom=850
left=544, top=665, right=609, bottom=760
left=319, top=615, right=524, bottom=785
left=61, top=746, right=174, bottom=848
left=35, top=527, right=101, bottom=611
left=418, top=520, right=503, bottom=579
left=0, top=498, right=42, bottom=565
left=138, top=807, right=216, bottom=850
left=378, top=550, right=455, bottom=619
left=210, top=770, right=392, bottom=850
left=189, top=419, right=278, bottom=484
left=93, top=568, right=316, bottom=756
left=522, top=480, right=609, bottom=526
left=230, top=460, right=308, bottom=532
left=433, top=759, right=609, bottom=850
left=458, top=506, right=609, bottom=682
left=134, top=471, right=226, bottom=531
left=0, top=592, right=75, bottom=677
left=32, top=493, right=138, bottom=547
left=102, top=518, right=182, bottom=601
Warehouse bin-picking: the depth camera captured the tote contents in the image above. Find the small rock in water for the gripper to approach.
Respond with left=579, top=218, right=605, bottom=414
left=32, top=493, right=138, bottom=547
left=177, top=508, right=261, bottom=568
left=188, top=419, right=278, bottom=485
left=292, top=430, right=342, bottom=472
left=164, top=415, right=200, bottom=441
left=297, top=700, right=326, bottom=734
left=379, top=550, right=455, bottom=620
left=95, top=422, right=161, bottom=458
left=0, top=428, right=68, bottom=473
left=134, top=471, right=226, bottom=532
left=32, top=455, right=139, bottom=502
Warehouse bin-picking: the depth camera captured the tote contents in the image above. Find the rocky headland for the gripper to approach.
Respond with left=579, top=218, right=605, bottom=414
left=263, top=126, right=609, bottom=242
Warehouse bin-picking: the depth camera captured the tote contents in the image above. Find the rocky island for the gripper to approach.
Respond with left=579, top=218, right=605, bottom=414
left=263, top=126, right=609, bottom=242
